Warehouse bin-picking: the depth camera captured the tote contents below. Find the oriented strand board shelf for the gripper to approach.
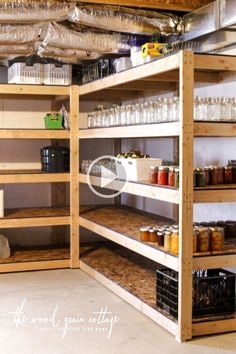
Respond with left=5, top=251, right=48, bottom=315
left=79, top=0, right=212, bottom=11
left=79, top=173, right=179, bottom=204
left=79, top=122, right=179, bottom=139
left=80, top=205, right=178, bottom=270
left=0, top=170, right=70, bottom=184
left=0, top=246, right=70, bottom=273
left=0, top=129, right=70, bottom=139
left=80, top=242, right=235, bottom=337
left=80, top=242, right=177, bottom=336
left=0, top=207, right=70, bottom=228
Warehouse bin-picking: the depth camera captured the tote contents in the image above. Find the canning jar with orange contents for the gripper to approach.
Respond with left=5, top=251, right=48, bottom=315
left=158, top=166, right=169, bottom=186
left=170, top=229, right=179, bottom=255
left=168, top=167, right=175, bottom=187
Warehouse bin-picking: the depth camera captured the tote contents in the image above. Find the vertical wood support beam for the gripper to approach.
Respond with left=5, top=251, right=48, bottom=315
left=177, top=50, right=194, bottom=342
left=70, top=85, right=80, bottom=268
left=51, top=99, right=67, bottom=244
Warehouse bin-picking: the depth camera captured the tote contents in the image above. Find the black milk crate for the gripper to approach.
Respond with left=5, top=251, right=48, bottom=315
left=156, top=268, right=235, bottom=319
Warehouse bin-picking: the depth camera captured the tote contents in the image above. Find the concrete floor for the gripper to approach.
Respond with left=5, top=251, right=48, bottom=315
left=0, top=269, right=235, bottom=354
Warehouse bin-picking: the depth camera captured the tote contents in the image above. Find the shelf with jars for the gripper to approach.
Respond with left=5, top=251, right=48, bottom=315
left=78, top=51, right=236, bottom=341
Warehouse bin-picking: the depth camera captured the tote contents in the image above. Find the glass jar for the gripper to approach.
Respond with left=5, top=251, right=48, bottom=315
left=193, top=230, right=197, bottom=253
left=196, top=168, right=206, bottom=187
left=217, top=167, right=224, bottom=184
left=149, top=228, right=157, bottom=242
left=209, top=227, right=224, bottom=251
left=149, top=166, right=158, bottom=184
left=224, top=166, right=233, bottom=184
left=197, top=227, right=210, bottom=252
left=209, top=166, right=218, bottom=185
left=164, top=231, right=172, bottom=251
left=170, top=229, right=179, bottom=255
left=174, top=168, right=179, bottom=188
left=157, top=232, right=164, bottom=246
left=157, top=166, right=169, bottom=186
left=140, top=227, right=150, bottom=242
left=203, top=167, right=210, bottom=185
left=193, top=169, right=197, bottom=188
left=168, top=167, right=175, bottom=187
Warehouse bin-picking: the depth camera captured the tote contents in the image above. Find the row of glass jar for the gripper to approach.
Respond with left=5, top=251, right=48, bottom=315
left=195, top=96, right=236, bottom=121
left=81, top=159, right=116, bottom=176
left=87, top=98, right=180, bottom=128
left=139, top=224, right=224, bottom=254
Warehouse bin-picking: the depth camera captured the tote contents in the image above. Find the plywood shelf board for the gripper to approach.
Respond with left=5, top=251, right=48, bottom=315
left=0, top=129, right=70, bottom=139
left=0, top=207, right=70, bottom=228
left=79, top=173, right=179, bottom=204
left=0, top=246, right=70, bottom=264
left=0, top=170, right=70, bottom=183
left=79, top=122, right=180, bottom=138
left=0, top=84, right=70, bottom=96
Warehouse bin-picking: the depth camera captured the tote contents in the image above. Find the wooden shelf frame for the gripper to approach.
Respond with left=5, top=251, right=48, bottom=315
left=0, top=84, right=79, bottom=273
left=78, top=51, right=236, bottom=342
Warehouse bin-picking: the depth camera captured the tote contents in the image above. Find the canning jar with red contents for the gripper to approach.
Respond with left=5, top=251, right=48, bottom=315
left=158, top=166, right=169, bottom=185
left=224, top=166, right=233, bottom=184
left=149, top=166, right=158, bottom=184
left=168, top=167, right=175, bottom=187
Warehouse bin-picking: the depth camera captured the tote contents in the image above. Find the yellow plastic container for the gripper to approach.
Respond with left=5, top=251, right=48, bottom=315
left=142, top=43, right=171, bottom=58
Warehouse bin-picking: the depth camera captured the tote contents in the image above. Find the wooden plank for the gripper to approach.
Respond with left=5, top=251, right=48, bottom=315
left=112, top=81, right=177, bottom=92
left=0, top=84, right=70, bottom=96
left=0, top=130, right=69, bottom=139
left=0, top=171, right=69, bottom=184
left=194, top=189, right=236, bottom=203
left=0, top=260, right=70, bottom=273
left=80, top=261, right=178, bottom=336
left=79, top=216, right=179, bottom=271
left=79, top=0, right=211, bottom=11
left=195, top=54, right=236, bottom=71
left=141, top=71, right=220, bottom=84
left=193, top=254, right=236, bottom=269
left=194, top=122, right=236, bottom=137
left=70, top=85, right=80, bottom=269
left=79, top=53, right=179, bottom=96
left=79, top=122, right=180, bottom=139
left=0, top=216, right=70, bottom=228
left=192, top=317, right=236, bottom=337
left=177, top=50, right=194, bottom=342
left=79, top=173, right=179, bottom=204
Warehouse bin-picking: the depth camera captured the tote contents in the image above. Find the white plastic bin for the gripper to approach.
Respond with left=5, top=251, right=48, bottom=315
left=8, top=63, right=43, bottom=84
left=43, top=64, right=72, bottom=85
left=116, top=158, right=162, bottom=182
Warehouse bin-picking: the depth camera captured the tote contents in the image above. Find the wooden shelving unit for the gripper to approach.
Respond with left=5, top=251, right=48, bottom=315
left=0, top=85, right=79, bottom=272
left=78, top=51, right=236, bottom=341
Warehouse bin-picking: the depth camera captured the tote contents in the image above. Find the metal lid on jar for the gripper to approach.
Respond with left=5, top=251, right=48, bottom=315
left=209, top=227, right=224, bottom=232
left=157, top=232, right=164, bottom=236
left=140, top=226, right=150, bottom=232
left=158, top=166, right=169, bottom=171
left=225, top=165, right=233, bottom=170
left=174, top=167, right=180, bottom=172
left=150, top=165, right=158, bottom=170
left=172, top=229, right=179, bottom=234
left=164, top=231, right=172, bottom=236
left=149, top=228, right=155, bottom=233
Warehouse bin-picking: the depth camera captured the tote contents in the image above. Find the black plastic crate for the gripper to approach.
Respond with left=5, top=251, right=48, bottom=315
left=79, top=59, right=112, bottom=85
left=156, top=268, right=235, bottom=319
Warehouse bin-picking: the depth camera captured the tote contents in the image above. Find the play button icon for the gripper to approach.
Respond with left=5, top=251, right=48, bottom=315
left=87, top=155, right=127, bottom=199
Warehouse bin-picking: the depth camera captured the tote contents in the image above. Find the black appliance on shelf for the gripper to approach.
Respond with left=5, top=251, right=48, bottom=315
left=40, top=146, right=70, bottom=172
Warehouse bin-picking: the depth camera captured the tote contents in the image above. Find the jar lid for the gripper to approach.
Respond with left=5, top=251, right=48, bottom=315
left=158, top=166, right=169, bottom=171
left=150, top=165, right=157, bottom=170
left=225, top=165, right=233, bottom=170
left=168, top=166, right=175, bottom=172
left=149, top=228, right=155, bottom=233
left=172, top=229, right=179, bottom=234
left=210, top=227, right=224, bottom=232
left=165, top=231, right=172, bottom=236
left=140, top=226, right=150, bottom=231
left=174, top=168, right=180, bottom=172
left=157, top=232, right=164, bottom=236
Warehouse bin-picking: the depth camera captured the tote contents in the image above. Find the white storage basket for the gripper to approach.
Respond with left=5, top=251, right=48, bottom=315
left=8, top=63, right=43, bottom=85
left=43, top=64, right=72, bottom=86
left=116, top=158, right=162, bottom=182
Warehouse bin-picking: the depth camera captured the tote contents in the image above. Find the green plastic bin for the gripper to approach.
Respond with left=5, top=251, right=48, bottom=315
left=44, top=113, right=63, bottom=129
